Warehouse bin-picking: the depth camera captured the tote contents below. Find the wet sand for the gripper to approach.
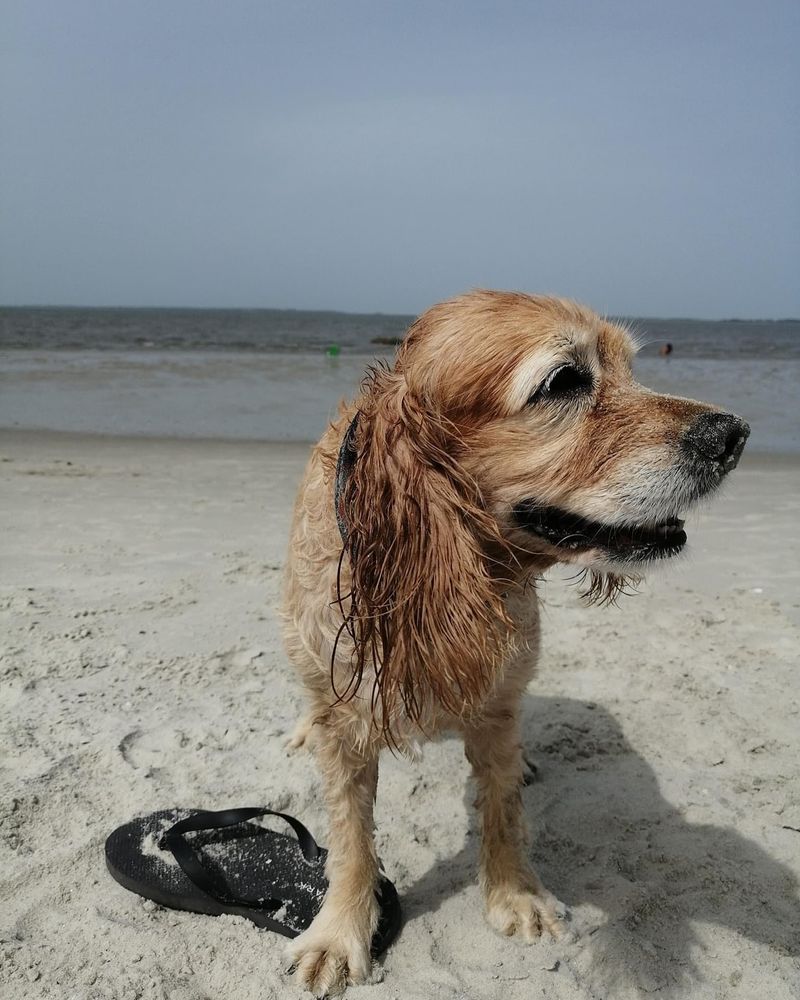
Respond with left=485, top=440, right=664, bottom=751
left=1, top=349, right=798, bottom=452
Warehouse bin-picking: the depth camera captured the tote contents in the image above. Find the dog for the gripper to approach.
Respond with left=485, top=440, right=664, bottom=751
left=282, top=290, right=748, bottom=994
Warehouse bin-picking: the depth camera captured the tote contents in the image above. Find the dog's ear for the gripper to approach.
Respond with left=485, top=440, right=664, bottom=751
left=336, top=368, right=516, bottom=740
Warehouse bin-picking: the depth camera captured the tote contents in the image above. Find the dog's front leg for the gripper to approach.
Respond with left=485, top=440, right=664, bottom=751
left=464, top=707, right=566, bottom=942
left=288, top=724, right=380, bottom=995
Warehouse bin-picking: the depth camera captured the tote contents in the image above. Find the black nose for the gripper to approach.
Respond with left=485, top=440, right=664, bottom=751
left=682, top=412, right=750, bottom=471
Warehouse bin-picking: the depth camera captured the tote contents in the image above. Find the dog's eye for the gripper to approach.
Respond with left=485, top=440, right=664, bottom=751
left=528, top=364, right=594, bottom=405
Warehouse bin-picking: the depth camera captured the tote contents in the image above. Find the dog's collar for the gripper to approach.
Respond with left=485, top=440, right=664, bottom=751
left=335, top=413, right=360, bottom=545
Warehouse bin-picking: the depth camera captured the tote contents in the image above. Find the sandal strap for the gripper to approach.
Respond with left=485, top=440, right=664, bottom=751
left=160, top=806, right=322, bottom=911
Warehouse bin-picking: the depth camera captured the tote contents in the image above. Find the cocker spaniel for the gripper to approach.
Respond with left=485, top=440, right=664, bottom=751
left=282, top=291, right=748, bottom=994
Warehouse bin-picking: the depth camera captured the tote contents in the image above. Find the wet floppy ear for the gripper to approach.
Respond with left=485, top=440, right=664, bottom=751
left=337, top=370, right=516, bottom=738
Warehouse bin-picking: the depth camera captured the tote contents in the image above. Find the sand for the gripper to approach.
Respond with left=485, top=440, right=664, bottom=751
left=1, top=430, right=798, bottom=1000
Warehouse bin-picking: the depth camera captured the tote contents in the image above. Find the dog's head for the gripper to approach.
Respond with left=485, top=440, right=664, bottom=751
left=341, top=290, right=748, bottom=731
left=395, top=290, right=749, bottom=572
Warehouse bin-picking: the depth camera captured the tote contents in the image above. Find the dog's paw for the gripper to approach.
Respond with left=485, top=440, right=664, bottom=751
left=286, top=911, right=373, bottom=996
left=486, top=884, right=569, bottom=943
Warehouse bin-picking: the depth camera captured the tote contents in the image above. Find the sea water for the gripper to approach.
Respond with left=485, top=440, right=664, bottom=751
left=1, top=307, right=797, bottom=452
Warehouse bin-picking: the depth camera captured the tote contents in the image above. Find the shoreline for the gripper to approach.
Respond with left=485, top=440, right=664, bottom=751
left=2, top=425, right=798, bottom=463
left=0, top=426, right=315, bottom=454
left=2, top=348, right=798, bottom=453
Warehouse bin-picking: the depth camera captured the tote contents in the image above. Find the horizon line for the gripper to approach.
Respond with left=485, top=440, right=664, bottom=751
left=1, top=302, right=798, bottom=324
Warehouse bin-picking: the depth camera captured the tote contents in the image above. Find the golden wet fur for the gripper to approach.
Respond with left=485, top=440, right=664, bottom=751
left=282, top=290, right=741, bottom=994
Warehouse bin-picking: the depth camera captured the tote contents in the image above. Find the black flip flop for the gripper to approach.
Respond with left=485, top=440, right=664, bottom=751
left=105, top=807, right=401, bottom=956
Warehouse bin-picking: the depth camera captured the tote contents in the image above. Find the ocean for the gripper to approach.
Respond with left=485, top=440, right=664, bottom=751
left=1, top=307, right=797, bottom=451
left=2, top=306, right=800, bottom=358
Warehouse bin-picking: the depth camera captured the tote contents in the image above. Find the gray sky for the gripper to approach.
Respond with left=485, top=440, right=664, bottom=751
left=1, top=1, right=798, bottom=317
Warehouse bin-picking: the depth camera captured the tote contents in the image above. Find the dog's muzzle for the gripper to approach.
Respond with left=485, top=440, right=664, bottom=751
left=511, top=411, right=749, bottom=565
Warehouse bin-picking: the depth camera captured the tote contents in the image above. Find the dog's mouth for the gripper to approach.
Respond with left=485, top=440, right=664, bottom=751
left=512, top=502, right=687, bottom=562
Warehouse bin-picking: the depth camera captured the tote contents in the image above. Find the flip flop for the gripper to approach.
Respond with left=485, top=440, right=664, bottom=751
left=105, top=806, right=401, bottom=956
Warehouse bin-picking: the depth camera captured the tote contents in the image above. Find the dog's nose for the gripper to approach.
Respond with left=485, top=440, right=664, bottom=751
left=682, top=412, right=750, bottom=471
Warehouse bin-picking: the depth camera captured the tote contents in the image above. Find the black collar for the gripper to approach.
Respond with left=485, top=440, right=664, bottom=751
left=334, top=413, right=360, bottom=545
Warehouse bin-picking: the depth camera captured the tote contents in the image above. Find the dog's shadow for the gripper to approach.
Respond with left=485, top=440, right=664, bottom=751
left=406, top=695, right=799, bottom=994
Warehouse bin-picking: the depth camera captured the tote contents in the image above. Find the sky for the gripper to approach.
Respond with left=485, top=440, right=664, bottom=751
left=1, top=1, right=798, bottom=317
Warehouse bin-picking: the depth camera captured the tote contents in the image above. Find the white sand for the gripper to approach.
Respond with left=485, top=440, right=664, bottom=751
left=1, top=431, right=798, bottom=1000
